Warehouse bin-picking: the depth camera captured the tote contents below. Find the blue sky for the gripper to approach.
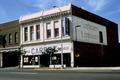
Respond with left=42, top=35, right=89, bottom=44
left=0, top=0, right=120, bottom=41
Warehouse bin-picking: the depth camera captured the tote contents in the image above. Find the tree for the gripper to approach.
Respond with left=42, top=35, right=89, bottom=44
left=0, top=35, right=6, bottom=47
left=42, top=46, right=58, bottom=65
left=0, top=35, right=2, bottom=44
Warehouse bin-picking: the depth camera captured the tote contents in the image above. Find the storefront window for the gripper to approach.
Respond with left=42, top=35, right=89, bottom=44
left=23, top=56, right=38, bottom=65
left=24, top=57, right=28, bottom=63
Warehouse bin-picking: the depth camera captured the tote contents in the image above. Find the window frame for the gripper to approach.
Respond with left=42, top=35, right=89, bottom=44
left=30, top=26, right=34, bottom=41
left=54, top=28, right=59, bottom=37
left=9, top=33, right=12, bottom=44
left=54, top=21, right=59, bottom=37
left=15, top=32, right=18, bottom=44
left=46, top=23, right=51, bottom=39
left=36, top=24, right=40, bottom=40
left=24, top=27, right=28, bottom=42
left=47, top=29, right=51, bottom=38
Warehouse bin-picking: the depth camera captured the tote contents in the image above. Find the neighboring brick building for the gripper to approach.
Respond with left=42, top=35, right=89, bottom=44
left=0, top=20, right=21, bottom=67
left=72, top=5, right=120, bottom=67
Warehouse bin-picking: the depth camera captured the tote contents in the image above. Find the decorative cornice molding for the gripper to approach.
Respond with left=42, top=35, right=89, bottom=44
left=19, top=4, right=72, bottom=24
left=20, top=10, right=71, bottom=24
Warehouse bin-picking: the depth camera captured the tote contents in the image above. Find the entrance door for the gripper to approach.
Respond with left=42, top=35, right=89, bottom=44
left=63, top=53, right=71, bottom=67
left=40, top=54, right=50, bottom=67
left=3, top=52, right=20, bottom=67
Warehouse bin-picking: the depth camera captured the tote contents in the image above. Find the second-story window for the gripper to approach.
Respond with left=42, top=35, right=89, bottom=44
left=54, top=21, right=59, bottom=37
left=30, top=26, right=34, bottom=40
left=46, top=23, right=51, bottom=38
left=55, top=28, right=59, bottom=37
left=47, top=29, right=51, bottom=38
left=15, top=32, right=18, bottom=43
left=36, top=25, right=40, bottom=40
left=9, top=33, right=12, bottom=44
left=24, top=27, right=28, bottom=41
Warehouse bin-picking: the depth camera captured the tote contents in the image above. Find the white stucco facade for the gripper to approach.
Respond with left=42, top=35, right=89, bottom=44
left=20, top=4, right=74, bottom=68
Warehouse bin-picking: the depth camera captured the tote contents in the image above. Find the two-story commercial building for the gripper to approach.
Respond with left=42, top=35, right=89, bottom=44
left=19, top=4, right=120, bottom=68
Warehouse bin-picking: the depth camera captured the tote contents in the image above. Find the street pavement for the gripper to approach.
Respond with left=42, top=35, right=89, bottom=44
left=0, top=67, right=120, bottom=80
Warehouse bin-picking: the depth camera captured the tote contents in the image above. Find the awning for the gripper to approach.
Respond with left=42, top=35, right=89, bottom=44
left=0, top=46, right=20, bottom=53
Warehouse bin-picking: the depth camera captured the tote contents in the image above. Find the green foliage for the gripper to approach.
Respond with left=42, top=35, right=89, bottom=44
left=42, top=46, right=58, bottom=55
left=0, top=35, right=6, bottom=47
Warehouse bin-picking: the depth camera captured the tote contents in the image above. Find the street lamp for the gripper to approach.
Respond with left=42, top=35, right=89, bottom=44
left=56, top=6, right=64, bottom=68
left=38, top=10, right=44, bottom=68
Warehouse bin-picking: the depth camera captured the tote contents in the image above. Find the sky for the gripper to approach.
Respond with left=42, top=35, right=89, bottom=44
left=0, top=0, right=120, bottom=41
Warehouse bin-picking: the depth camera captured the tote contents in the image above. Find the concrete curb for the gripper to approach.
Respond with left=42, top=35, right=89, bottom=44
left=33, top=67, right=120, bottom=71
left=68, top=67, right=120, bottom=71
left=1, top=67, right=120, bottom=72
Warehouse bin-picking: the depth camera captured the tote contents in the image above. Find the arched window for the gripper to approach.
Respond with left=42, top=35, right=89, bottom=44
left=15, top=32, right=18, bottom=43
left=9, top=33, right=12, bottom=44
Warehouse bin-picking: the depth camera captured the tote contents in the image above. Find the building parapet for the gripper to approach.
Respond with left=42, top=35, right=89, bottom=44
left=19, top=4, right=71, bottom=23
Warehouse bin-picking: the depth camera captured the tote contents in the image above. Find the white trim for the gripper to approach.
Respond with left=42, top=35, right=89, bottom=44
left=28, top=26, right=30, bottom=41
left=21, top=36, right=70, bottom=46
left=71, top=42, right=74, bottom=67
left=59, top=18, right=62, bottom=37
left=0, top=54, right=3, bottom=68
left=51, top=21, right=54, bottom=38
left=34, top=24, right=36, bottom=40
left=23, top=65, right=39, bottom=68
left=0, top=46, right=20, bottom=53
left=0, top=46, right=20, bottom=50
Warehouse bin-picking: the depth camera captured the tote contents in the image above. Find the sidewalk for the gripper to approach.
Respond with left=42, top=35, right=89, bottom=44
left=1, top=66, right=120, bottom=72
left=33, top=67, right=120, bottom=71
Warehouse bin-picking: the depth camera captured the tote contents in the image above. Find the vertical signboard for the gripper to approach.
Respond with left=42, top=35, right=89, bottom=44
left=63, top=17, right=70, bottom=35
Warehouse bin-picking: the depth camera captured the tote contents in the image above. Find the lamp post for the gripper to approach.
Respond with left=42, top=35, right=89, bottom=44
left=57, top=6, right=64, bottom=68
left=38, top=10, right=44, bottom=68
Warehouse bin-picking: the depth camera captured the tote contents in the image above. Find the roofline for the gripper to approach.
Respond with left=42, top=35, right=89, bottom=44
left=19, top=4, right=72, bottom=23
left=0, top=19, right=19, bottom=25
left=71, top=4, right=117, bottom=25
